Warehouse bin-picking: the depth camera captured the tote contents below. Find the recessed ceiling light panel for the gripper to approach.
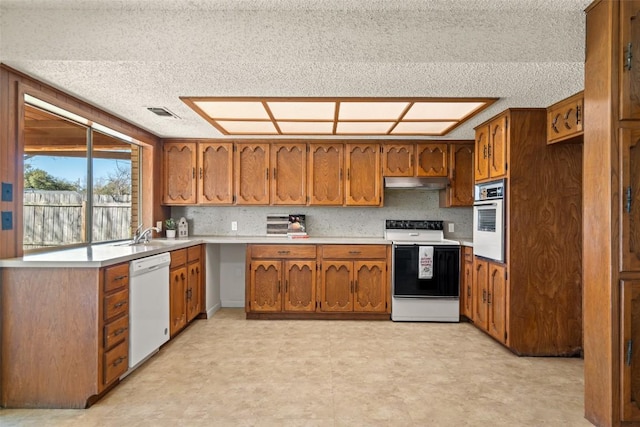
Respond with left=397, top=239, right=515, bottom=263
left=337, top=121, right=394, bottom=134
left=404, top=102, right=485, bottom=120
left=391, top=121, right=457, bottom=135
left=338, top=102, right=409, bottom=120
left=278, top=121, right=334, bottom=134
left=195, top=101, right=269, bottom=119
left=216, top=120, right=278, bottom=134
left=268, top=102, right=335, bottom=120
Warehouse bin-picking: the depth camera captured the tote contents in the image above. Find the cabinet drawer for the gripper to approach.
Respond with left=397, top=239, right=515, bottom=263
left=321, top=245, right=387, bottom=259
left=104, top=289, right=129, bottom=321
left=104, top=263, right=129, bottom=293
left=463, top=246, right=473, bottom=262
left=251, top=244, right=316, bottom=259
left=171, top=249, right=187, bottom=268
left=104, top=315, right=129, bottom=350
left=104, top=340, right=128, bottom=385
left=187, top=245, right=201, bottom=262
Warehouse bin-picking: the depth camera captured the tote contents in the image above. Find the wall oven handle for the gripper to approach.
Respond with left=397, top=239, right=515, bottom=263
left=474, top=202, right=498, bottom=207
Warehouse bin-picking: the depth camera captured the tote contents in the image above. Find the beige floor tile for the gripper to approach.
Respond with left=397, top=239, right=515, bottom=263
left=1, top=308, right=589, bottom=426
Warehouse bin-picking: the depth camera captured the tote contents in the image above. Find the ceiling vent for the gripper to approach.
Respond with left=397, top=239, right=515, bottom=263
left=146, top=107, right=179, bottom=118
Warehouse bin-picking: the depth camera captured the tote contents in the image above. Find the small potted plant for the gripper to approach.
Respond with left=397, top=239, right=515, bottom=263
left=165, top=218, right=177, bottom=239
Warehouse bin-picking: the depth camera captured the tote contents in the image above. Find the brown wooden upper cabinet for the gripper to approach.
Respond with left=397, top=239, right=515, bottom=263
left=382, top=143, right=414, bottom=176
left=621, top=0, right=640, bottom=121
left=546, top=92, right=584, bottom=144
left=235, top=143, right=270, bottom=205
left=440, top=142, right=474, bottom=207
left=416, top=143, right=448, bottom=177
left=307, top=143, right=344, bottom=205
left=163, top=141, right=198, bottom=204
left=345, top=143, right=381, bottom=206
left=199, top=142, right=234, bottom=204
left=270, top=143, right=307, bottom=205
left=163, top=140, right=233, bottom=205
left=475, top=113, right=508, bottom=182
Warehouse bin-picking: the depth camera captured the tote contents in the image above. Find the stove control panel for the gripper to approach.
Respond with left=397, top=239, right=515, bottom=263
left=385, top=220, right=443, bottom=231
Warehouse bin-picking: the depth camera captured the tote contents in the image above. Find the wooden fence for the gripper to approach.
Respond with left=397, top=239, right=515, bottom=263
left=23, top=190, right=131, bottom=250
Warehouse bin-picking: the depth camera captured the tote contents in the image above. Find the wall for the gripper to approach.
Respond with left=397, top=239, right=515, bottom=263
left=172, top=189, right=473, bottom=239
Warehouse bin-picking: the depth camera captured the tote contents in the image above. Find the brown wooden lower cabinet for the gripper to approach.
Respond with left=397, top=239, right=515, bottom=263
left=473, top=257, right=507, bottom=344
left=246, top=244, right=390, bottom=319
left=0, top=263, right=130, bottom=408
left=460, top=246, right=474, bottom=320
left=169, top=245, right=204, bottom=337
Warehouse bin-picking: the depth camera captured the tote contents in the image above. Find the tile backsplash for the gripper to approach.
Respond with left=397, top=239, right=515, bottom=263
left=171, top=189, right=472, bottom=239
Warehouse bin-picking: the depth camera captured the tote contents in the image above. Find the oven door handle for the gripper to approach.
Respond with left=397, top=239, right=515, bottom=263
left=474, top=202, right=498, bottom=207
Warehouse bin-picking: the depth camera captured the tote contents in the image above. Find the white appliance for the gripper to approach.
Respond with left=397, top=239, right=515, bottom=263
left=473, top=179, right=505, bottom=263
left=128, top=252, right=171, bottom=370
left=386, top=220, right=461, bottom=322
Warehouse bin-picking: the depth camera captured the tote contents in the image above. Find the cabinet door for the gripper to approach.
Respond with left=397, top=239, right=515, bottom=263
left=186, top=260, right=201, bottom=322
left=488, top=115, right=508, bottom=179
left=416, top=143, right=448, bottom=177
left=462, top=258, right=474, bottom=319
left=353, top=260, right=386, bottom=312
left=249, top=260, right=282, bottom=312
left=308, top=143, right=344, bottom=205
left=235, top=143, right=270, bottom=205
left=444, top=143, right=474, bottom=207
left=163, top=142, right=197, bottom=204
left=382, top=143, right=414, bottom=176
left=170, top=266, right=187, bottom=337
left=271, top=143, right=307, bottom=205
left=320, top=260, right=353, bottom=312
left=199, top=142, right=233, bottom=204
left=487, top=263, right=507, bottom=343
left=474, top=125, right=490, bottom=181
left=620, top=0, right=640, bottom=120
left=547, top=93, right=584, bottom=144
left=283, top=260, right=316, bottom=312
left=473, top=258, right=488, bottom=330
left=621, top=280, right=640, bottom=421
left=345, top=143, right=381, bottom=206
left=621, top=129, right=640, bottom=271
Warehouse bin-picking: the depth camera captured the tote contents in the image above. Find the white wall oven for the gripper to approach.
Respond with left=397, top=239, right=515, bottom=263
left=473, top=179, right=505, bottom=263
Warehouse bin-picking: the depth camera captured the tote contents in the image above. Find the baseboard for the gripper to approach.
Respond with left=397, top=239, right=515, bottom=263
left=206, top=302, right=221, bottom=318
left=221, top=300, right=245, bottom=308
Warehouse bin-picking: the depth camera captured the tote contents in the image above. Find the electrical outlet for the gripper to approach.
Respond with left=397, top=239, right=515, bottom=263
left=1, top=182, right=12, bottom=202
left=156, top=221, right=163, bottom=232
left=1, top=211, right=13, bottom=230
left=231, top=221, right=238, bottom=231
left=448, top=223, right=455, bottom=233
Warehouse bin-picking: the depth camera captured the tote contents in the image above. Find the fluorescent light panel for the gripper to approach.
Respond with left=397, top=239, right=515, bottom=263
left=182, top=97, right=496, bottom=136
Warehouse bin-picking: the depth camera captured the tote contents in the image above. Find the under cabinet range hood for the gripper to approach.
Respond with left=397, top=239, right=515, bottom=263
left=384, top=177, right=449, bottom=190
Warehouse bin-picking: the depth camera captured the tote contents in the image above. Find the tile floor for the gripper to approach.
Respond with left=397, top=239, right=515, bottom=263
left=2, top=308, right=590, bottom=426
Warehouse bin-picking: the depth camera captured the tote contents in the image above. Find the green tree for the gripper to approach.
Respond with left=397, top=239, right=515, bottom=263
left=94, top=161, right=131, bottom=199
left=24, top=164, right=79, bottom=191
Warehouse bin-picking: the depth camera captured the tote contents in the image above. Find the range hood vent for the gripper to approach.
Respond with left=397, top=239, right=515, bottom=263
left=384, top=176, right=449, bottom=190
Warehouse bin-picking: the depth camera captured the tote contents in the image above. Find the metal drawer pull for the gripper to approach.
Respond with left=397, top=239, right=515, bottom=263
left=112, top=356, right=126, bottom=367
left=114, top=301, right=127, bottom=309
left=114, top=327, right=127, bottom=336
left=348, top=250, right=361, bottom=255
left=277, top=250, right=290, bottom=254
left=113, top=275, right=127, bottom=281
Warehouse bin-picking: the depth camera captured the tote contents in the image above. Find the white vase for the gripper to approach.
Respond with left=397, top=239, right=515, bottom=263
left=166, top=229, right=176, bottom=239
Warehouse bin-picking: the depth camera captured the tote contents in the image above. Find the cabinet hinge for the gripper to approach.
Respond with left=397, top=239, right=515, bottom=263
left=625, top=42, right=633, bottom=71
left=626, top=186, right=633, bottom=213
left=627, top=339, right=634, bottom=366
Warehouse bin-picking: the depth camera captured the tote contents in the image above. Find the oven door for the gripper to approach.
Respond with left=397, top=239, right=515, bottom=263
left=393, top=244, right=460, bottom=298
left=473, top=199, right=504, bottom=262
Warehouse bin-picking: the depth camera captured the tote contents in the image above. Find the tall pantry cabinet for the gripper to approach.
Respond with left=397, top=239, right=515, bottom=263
left=472, top=109, right=582, bottom=356
left=583, top=1, right=640, bottom=425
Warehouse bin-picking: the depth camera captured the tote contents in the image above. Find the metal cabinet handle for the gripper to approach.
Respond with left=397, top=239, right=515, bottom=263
left=112, top=356, right=126, bottom=367
left=277, top=250, right=290, bottom=254
left=487, top=292, right=492, bottom=305
left=114, top=301, right=127, bottom=309
left=576, top=105, right=581, bottom=125
left=348, top=250, right=361, bottom=255
left=483, top=145, right=488, bottom=159
left=114, top=327, right=127, bottom=336
left=200, top=167, right=203, bottom=179
left=113, top=275, right=127, bottom=281
left=482, top=289, right=486, bottom=303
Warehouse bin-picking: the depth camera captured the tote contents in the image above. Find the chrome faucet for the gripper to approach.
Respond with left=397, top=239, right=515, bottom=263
left=133, top=226, right=161, bottom=244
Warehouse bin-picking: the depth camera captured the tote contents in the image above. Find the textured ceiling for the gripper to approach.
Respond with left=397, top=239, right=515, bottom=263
left=0, top=0, right=591, bottom=140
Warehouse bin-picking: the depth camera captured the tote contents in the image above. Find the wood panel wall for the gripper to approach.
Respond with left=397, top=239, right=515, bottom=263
left=0, top=64, right=166, bottom=260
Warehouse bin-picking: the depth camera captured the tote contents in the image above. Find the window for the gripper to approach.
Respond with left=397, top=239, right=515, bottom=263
left=23, top=96, right=142, bottom=252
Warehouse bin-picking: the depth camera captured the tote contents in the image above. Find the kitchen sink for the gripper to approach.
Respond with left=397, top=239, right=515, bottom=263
left=113, top=239, right=183, bottom=247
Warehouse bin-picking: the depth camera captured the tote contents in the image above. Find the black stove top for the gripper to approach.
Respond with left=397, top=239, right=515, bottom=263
left=385, top=220, right=444, bottom=231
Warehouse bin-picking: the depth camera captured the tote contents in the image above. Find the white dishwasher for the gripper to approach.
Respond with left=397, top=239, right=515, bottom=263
left=128, top=252, right=171, bottom=370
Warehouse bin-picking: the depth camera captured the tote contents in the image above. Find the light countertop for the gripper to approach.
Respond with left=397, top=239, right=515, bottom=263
left=0, top=235, right=391, bottom=268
